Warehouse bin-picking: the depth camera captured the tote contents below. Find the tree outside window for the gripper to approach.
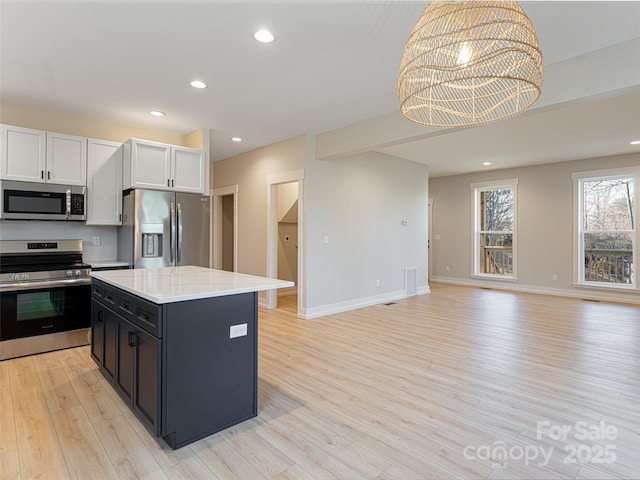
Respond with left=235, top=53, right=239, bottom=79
left=472, top=179, right=517, bottom=279
left=579, top=174, right=635, bottom=286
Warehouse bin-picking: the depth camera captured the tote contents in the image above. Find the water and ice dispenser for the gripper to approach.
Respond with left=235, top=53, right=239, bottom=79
left=141, top=224, right=163, bottom=258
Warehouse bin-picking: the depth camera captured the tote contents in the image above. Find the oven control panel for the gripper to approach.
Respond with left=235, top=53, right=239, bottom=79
left=11, top=273, right=30, bottom=281
left=27, top=242, right=58, bottom=250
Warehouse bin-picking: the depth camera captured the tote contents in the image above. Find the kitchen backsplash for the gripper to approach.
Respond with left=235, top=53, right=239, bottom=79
left=0, top=221, right=118, bottom=262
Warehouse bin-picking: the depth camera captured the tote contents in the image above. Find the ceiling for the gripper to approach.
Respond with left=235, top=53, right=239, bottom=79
left=1, top=1, right=639, bottom=177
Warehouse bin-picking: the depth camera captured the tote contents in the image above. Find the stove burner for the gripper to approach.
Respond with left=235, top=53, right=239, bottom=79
left=0, top=239, right=91, bottom=290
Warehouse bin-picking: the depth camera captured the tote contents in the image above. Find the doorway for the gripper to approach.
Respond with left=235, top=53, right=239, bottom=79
left=428, top=198, right=433, bottom=281
left=212, top=185, right=238, bottom=272
left=266, top=170, right=305, bottom=315
left=276, top=182, right=299, bottom=311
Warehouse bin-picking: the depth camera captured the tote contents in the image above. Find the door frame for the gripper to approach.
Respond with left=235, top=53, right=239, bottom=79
left=266, top=170, right=305, bottom=313
left=211, top=185, right=238, bottom=271
left=428, top=197, right=433, bottom=281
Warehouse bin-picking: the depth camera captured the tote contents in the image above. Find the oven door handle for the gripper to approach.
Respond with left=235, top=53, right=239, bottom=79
left=0, top=277, right=92, bottom=292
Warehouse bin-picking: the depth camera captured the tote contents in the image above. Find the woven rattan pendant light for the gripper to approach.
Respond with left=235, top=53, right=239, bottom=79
left=398, top=0, right=544, bottom=127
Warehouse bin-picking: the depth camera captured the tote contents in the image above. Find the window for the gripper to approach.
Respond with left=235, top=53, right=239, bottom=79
left=574, top=169, right=636, bottom=288
left=471, top=179, right=518, bottom=279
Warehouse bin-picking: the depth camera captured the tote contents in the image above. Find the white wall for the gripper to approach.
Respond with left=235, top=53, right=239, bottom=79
left=429, top=152, right=640, bottom=303
left=304, top=151, right=429, bottom=317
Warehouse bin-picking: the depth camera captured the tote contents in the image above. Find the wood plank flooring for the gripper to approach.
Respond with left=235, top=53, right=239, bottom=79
left=1, top=283, right=639, bottom=480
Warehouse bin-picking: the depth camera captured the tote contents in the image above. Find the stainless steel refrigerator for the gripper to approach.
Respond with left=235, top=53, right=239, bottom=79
left=118, top=189, right=210, bottom=269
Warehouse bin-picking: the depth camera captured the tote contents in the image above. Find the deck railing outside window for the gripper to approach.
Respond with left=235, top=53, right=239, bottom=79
left=481, top=246, right=513, bottom=275
left=585, top=248, right=634, bottom=284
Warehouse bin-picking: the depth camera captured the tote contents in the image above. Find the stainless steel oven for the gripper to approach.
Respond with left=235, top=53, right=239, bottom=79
left=0, top=240, right=91, bottom=360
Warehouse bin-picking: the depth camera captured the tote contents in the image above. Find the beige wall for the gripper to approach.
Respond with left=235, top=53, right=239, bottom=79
left=0, top=101, right=202, bottom=147
left=429, top=152, right=640, bottom=302
left=213, top=137, right=430, bottom=317
left=277, top=182, right=298, bottom=221
left=212, top=135, right=308, bottom=277
left=277, top=222, right=298, bottom=287
left=277, top=182, right=298, bottom=287
left=221, top=194, right=235, bottom=272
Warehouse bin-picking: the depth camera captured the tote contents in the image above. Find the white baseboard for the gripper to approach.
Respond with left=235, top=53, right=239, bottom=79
left=430, top=276, right=640, bottom=305
left=299, top=285, right=430, bottom=320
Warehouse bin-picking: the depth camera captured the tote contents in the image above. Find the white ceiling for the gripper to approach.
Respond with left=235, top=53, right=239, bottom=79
left=1, top=1, right=639, bottom=176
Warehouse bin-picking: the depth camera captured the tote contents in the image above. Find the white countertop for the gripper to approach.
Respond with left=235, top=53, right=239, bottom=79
left=90, top=266, right=294, bottom=304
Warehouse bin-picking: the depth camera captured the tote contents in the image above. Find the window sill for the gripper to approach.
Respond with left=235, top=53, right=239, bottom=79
left=572, top=282, right=637, bottom=293
left=470, top=274, right=519, bottom=283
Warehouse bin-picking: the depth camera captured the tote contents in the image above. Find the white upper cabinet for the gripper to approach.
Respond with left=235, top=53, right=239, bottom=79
left=46, top=132, right=87, bottom=186
left=123, top=139, right=171, bottom=190
left=0, top=125, right=86, bottom=186
left=171, top=145, right=205, bottom=194
left=123, top=139, right=204, bottom=194
left=86, top=139, right=123, bottom=225
left=0, top=125, right=46, bottom=182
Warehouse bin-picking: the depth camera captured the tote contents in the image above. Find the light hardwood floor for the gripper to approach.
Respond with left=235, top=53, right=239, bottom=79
left=1, top=283, right=639, bottom=480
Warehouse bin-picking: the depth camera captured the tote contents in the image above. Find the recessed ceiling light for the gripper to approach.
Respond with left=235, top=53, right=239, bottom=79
left=190, top=80, right=207, bottom=89
left=150, top=110, right=166, bottom=117
left=483, top=162, right=492, bottom=166
left=231, top=137, right=242, bottom=142
left=630, top=140, right=640, bottom=145
left=254, top=30, right=275, bottom=43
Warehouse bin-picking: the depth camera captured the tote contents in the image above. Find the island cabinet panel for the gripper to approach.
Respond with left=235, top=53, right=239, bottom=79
left=90, top=294, right=117, bottom=384
left=115, top=315, right=162, bottom=436
left=90, top=301, right=105, bottom=364
left=103, top=310, right=117, bottom=383
left=90, top=278, right=258, bottom=449
left=162, top=292, right=257, bottom=448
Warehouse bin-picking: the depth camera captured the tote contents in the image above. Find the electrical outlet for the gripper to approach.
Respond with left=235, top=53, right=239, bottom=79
left=445, top=266, right=450, bottom=272
left=376, top=279, right=381, bottom=287
left=552, top=274, right=558, bottom=281
left=229, top=323, right=248, bottom=339
left=92, top=235, right=101, bottom=246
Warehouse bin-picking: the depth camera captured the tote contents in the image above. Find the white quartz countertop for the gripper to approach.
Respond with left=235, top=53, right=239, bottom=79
left=90, top=266, right=294, bottom=304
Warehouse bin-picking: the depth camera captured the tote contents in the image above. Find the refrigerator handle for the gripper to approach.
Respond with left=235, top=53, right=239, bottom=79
left=170, top=202, right=176, bottom=266
left=177, top=202, right=183, bottom=264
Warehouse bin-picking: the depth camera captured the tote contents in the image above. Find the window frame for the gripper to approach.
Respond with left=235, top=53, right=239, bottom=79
left=572, top=167, right=638, bottom=291
left=470, top=178, right=518, bottom=281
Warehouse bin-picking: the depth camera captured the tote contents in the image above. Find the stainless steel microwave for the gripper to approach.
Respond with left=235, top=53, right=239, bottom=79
left=0, top=180, right=86, bottom=221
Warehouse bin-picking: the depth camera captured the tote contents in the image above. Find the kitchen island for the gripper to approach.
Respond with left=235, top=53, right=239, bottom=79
left=89, top=266, right=293, bottom=449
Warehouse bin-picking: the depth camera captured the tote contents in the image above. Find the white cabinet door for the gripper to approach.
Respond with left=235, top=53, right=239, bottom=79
left=126, top=139, right=171, bottom=190
left=0, top=124, right=46, bottom=182
left=46, top=132, right=87, bottom=186
left=171, top=146, right=205, bottom=194
left=86, top=139, right=122, bottom=225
